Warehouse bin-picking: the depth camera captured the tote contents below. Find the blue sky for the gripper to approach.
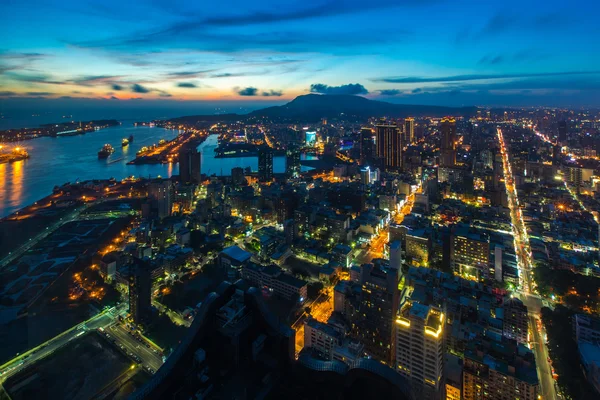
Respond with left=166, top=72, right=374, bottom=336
left=1, top=0, right=600, bottom=108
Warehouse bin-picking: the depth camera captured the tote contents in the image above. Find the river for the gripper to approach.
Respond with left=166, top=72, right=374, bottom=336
left=0, top=126, right=313, bottom=217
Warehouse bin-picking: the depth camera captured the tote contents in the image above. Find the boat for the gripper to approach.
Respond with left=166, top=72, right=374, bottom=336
left=128, top=135, right=134, bottom=143
left=122, top=138, right=129, bottom=147
left=98, top=144, right=115, bottom=159
left=158, top=139, right=166, bottom=145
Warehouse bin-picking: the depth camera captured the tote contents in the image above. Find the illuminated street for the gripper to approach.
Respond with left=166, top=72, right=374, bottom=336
left=497, top=127, right=557, bottom=400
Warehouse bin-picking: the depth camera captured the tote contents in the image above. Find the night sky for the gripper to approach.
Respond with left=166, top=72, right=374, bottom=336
left=1, top=0, right=600, bottom=108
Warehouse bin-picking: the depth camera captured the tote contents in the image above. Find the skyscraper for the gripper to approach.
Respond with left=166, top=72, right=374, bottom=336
left=558, top=120, right=568, bottom=143
left=258, top=146, right=273, bottom=182
left=352, top=260, right=401, bottom=364
left=286, top=146, right=301, bottom=178
left=148, top=179, right=173, bottom=219
left=360, top=127, right=374, bottom=165
left=440, top=117, right=457, bottom=167
left=404, top=117, right=415, bottom=145
left=375, top=119, right=402, bottom=170
left=129, top=258, right=152, bottom=324
left=396, top=300, right=445, bottom=400
left=179, top=146, right=201, bottom=184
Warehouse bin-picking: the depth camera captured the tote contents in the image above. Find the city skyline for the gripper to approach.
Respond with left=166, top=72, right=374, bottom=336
left=2, top=0, right=600, bottom=108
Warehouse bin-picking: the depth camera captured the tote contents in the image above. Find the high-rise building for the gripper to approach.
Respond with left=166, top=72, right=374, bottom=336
left=360, top=166, right=371, bottom=186
left=148, top=179, right=173, bottom=219
left=502, top=297, right=528, bottom=345
left=286, top=146, right=301, bottom=178
left=179, top=146, right=201, bottom=184
left=352, top=260, right=401, bottom=363
left=463, top=337, right=539, bottom=400
left=376, top=119, right=402, bottom=170
left=404, top=117, right=415, bottom=145
left=440, top=117, right=457, bottom=167
left=451, top=225, right=490, bottom=280
left=258, top=147, right=273, bottom=182
left=231, top=167, right=245, bottom=185
left=396, top=300, right=445, bottom=400
left=129, top=258, right=152, bottom=324
left=558, top=120, right=568, bottom=143
left=360, top=127, right=375, bottom=165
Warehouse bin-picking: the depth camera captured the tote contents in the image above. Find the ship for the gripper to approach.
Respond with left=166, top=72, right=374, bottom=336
left=128, top=135, right=134, bottom=143
left=122, top=138, right=129, bottom=147
left=98, top=144, right=115, bottom=159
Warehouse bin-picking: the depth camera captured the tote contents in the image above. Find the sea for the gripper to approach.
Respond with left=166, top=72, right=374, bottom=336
left=0, top=117, right=314, bottom=217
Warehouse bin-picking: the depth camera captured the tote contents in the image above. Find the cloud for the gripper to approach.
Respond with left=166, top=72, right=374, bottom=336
left=112, top=84, right=123, bottom=90
left=110, top=96, right=119, bottom=99
left=26, top=91, right=53, bottom=96
left=0, top=91, right=16, bottom=96
left=166, top=70, right=216, bottom=78
left=411, top=88, right=422, bottom=94
left=379, top=89, right=403, bottom=96
left=373, top=70, right=600, bottom=84
left=262, top=90, right=283, bottom=97
left=70, top=75, right=122, bottom=86
left=131, top=84, right=150, bottom=93
left=5, top=72, right=65, bottom=85
left=177, top=82, right=197, bottom=88
left=237, top=87, right=259, bottom=96
left=310, top=83, right=368, bottom=95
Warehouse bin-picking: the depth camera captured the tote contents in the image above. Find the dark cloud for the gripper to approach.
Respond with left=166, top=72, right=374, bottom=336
left=411, top=88, right=422, bottom=94
left=237, top=87, right=259, bottom=96
left=131, top=84, right=150, bottom=93
left=0, top=91, right=16, bottom=96
left=110, top=96, right=119, bottom=99
left=112, top=84, right=123, bottom=90
left=177, top=82, right=198, bottom=88
left=310, top=83, right=368, bottom=95
left=166, top=70, right=216, bottom=78
left=373, top=70, right=600, bottom=84
left=26, top=91, right=53, bottom=96
left=158, top=92, right=173, bottom=97
left=5, top=72, right=65, bottom=85
left=379, top=89, right=402, bottom=96
left=262, top=90, right=283, bottom=97
left=70, top=75, right=121, bottom=86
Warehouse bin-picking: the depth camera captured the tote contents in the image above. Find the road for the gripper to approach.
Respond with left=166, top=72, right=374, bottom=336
left=498, top=127, right=557, bottom=400
left=0, top=203, right=90, bottom=269
left=0, top=306, right=121, bottom=382
left=106, top=324, right=163, bottom=372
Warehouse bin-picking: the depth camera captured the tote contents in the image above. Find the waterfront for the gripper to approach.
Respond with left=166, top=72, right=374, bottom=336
left=0, top=128, right=312, bottom=217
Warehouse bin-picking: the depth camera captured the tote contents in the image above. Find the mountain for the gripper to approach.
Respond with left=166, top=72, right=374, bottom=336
left=248, top=94, right=478, bottom=121
left=163, top=94, right=478, bottom=124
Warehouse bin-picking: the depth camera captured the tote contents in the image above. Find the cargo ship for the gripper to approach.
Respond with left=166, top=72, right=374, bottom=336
left=0, top=146, right=30, bottom=164
left=98, top=144, right=115, bottom=158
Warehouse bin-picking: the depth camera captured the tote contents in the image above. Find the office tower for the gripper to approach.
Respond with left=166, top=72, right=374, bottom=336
left=440, top=117, right=457, bottom=167
left=558, top=120, right=568, bottom=143
left=352, top=260, right=401, bottom=364
left=360, top=167, right=371, bottom=186
left=231, top=167, right=245, bottom=185
left=179, top=146, right=201, bottom=184
left=404, top=117, right=415, bottom=145
left=463, top=337, right=539, bottom=400
left=129, top=258, right=152, bottom=324
left=286, top=146, right=301, bottom=178
left=258, top=146, right=273, bottom=182
left=396, top=301, right=445, bottom=400
left=360, top=127, right=374, bottom=165
left=502, top=297, right=528, bottom=345
left=451, top=225, right=490, bottom=280
left=375, top=119, right=402, bottom=171
left=148, top=179, right=173, bottom=219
